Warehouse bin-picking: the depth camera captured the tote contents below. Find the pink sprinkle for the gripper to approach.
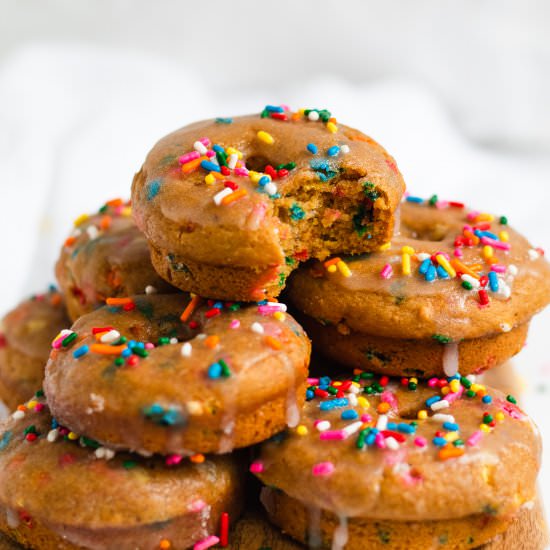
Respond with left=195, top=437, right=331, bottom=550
left=312, top=462, right=335, bottom=476
left=467, top=430, right=483, bottom=447
left=453, top=248, right=463, bottom=258
left=414, top=436, right=427, bottom=447
left=145, top=342, right=155, bottom=350
left=249, top=461, right=264, bottom=474
left=467, top=211, right=480, bottom=221
left=360, top=414, right=372, bottom=422
left=257, top=304, right=285, bottom=315
left=198, top=137, right=210, bottom=147
left=165, top=454, right=183, bottom=466
left=308, top=378, right=320, bottom=385
left=320, top=430, right=347, bottom=441
left=428, top=378, right=438, bottom=388
left=480, top=237, right=511, bottom=251
left=381, top=390, right=398, bottom=409
left=194, top=536, right=220, bottom=550
left=189, top=499, right=207, bottom=512
left=375, top=432, right=386, bottom=448
left=51, top=338, right=64, bottom=350
left=234, top=167, right=249, bottom=176
left=229, top=319, right=240, bottom=329
left=178, top=151, right=200, bottom=165
left=205, top=150, right=215, bottom=158
left=34, top=403, right=45, bottom=412
left=445, top=387, right=464, bottom=404
left=491, top=264, right=507, bottom=273
left=435, top=200, right=449, bottom=209
left=463, top=224, right=473, bottom=232
left=380, top=263, right=393, bottom=279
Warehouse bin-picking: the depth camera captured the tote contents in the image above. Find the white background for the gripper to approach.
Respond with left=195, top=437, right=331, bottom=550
left=0, top=0, right=549, bottom=538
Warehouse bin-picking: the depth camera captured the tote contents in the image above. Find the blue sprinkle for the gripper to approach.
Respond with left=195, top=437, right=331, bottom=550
left=482, top=395, right=493, bottom=404
left=162, top=409, right=184, bottom=426
left=146, top=179, right=162, bottom=201
left=213, top=301, right=223, bottom=309
left=480, top=230, right=498, bottom=240
left=366, top=430, right=377, bottom=446
left=121, top=348, right=132, bottom=358
left=436, top=265, right=449, bottom=279
left=265, top=105, right=284, bottom=113
left=320, top=398, right=349, bottom=411
left=127, top=340, right=136, bottom=347
left=387, top=422, right=397, bottom=431
left=212, top=144, right=224, bottom=153
left=474, top=229, right=483, bottom=239
left=310, top=159, right=330, bottom=171
left=290, top=203, right=306, bottom=221
left=320, top=376, right=332, bottom=386
left=419, top=258, right=432, bottom=275
left=0, top=431, right=12, bottom=451
left=208, top=362, right=222, bottom=379
left=307, top=143, right=318, bottom=154
left=215, top=117, right=233, bottom=124
left=306, top=389, right=314, bottom=400
left=327, top=145, right=340, bottom=157
left=200, top=160, right=221, bottom=172
left=73, top=345, right=89, bottom=359
left=406, top=196, right=424, bottom=203
left=397, top=423, right=416, bottom=434
left=149, top=404, right=164, bottom=415
left=134, top=342, right=145, bottom=350
left=443, top=422, right=459, bottom=432
left=426, top=396, right=441, bottom=407
left=51, top=419, right=59, bottom=429
left=425, top=264, right=437, bottom=282
left=447, top=374, right=461, bottom=381
left=341, top=409, right=359, bottom=420
left=258, top=175, right=271, bottom=187
left=488, top=271, right=499, bottom=292
left=433, top=437, right=447, bottom=447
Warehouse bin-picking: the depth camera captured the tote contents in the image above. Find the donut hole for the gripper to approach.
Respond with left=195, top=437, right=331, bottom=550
left=246, top=155, right=286, bottom=173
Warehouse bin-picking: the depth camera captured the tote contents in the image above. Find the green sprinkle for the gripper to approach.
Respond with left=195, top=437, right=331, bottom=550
left=219, top=359, right=231, bottom=378
left=61, top=332, right=77, bottom=347
left=216, top=150, right=227, bottom=167
left=429, top=194, right=438, bottom=206
left=113, top=336, right=127, bottom=346
left=483, top=414, right=493, bottom=424
left=506, top=394, right=517, bottom=404
left=432, top=334, right=452, bottom=344
left=285, top=256, right=295, bottom=266
left=408, top=382, right=417, bottom=391
left=356, top=429, right=368, bottom=449
left=360, top=372, right=375, bottom=379
left=462, top=281, right=473, bottom=290
left=460, top=376, right=472, bottom=389
left=24, top=425, right=36, bottom=435
left=363, top=181, right=380, bottom=202
left=466, top=389, right=476, bottom=398
left=82, top=437, right=100, bottom=449
left=453, top=439, right=464, bottom=447
left=133, top=347, right=149, bottom=358
left=260, top=109, right=269, bottom=118
left=114, top=357, right=124, bottom=367
left=123, top=460, right=138, bottom=470
left=158, top=337, right=170, bottom=346
left=35, top=390, right=44, bottom=398
left=499, top=216, right=508, bottom=225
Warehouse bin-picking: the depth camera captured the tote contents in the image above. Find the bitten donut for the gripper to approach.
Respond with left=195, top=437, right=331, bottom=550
left=56, top=198, right=175, bottom=321
left=131, top=105, right=405, bottom=301
left=0, top=394, right=243, bottom=550
left=253, top=371, right=541, bottom=550
left=0, top=288, right=69, bottom=410
left=44, top=294, right=310, bottom=455
left=287, top=197, right=550, bottom=378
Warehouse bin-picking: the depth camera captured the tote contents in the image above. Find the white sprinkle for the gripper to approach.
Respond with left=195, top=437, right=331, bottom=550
left=181, top=342, right=192, bottom=357
left=432, top=413, right=455, bottom=424
left=340, top=144, right=350, bottom=154
left=376, top=414, right=388, bottom=431
left=266, top=301, right=288, bottom=312
left=86, top=393, right=105, bottom=414
left=95, top=447, right=116, bottom=460
left=348, top=384, right=360, bottom=395
left=196, top=333, right=207, bottom=340
left=500, top=323, right=512, bottom=333
left=431, top=399, right=450, bottom=411
left=385, top=437, right=399, bottom=451
left=194, top=141, right=208, bottom=155
left=316, top=420, right=331, bottom=432
left=461, top=274, right=480, bottom=289
left=47, top=429, right=59, bottom=443
left=86, top=225, right=99, bottom=240
left=213, top=187, right=233, bottom=206
left=308, top=111, right=320, bottom=121
left=264, top=182, right=278, bottom=196
left=100, top=329, right=121, bottom=344
left=12, top=410, right=25, bottom=420
left=70, top=228, right=82, bottom=238
left=528, top=249, right=540, bottom=261
left=145, top=285, right=157, bottom=295
left=508, top=264, right=518, bottom=276
left=342, top=421, right=363, bottom=436
left=416, top=253, right=431, bottom=262
left=186, top=401, right=204, bottom=415
left=466, top=374, right=477, bottom=383
left=169, top=337, right=178, bottom=345
left=228, top=153, right=239, bottom=169
left=251, top=322, right=264, bottom=334
left=348, top=393, right=358, bottom=407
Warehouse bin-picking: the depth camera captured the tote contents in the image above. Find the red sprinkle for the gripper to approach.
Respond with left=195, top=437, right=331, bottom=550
left=92, top=326, right=114, bottom=335
left=379, top=376, right=389, bottom=387
left=277, top=168, right=289, bottom=178
left=314, top=389, right=329, bottom=398
left=220, top=166, right=231, bottom=176
left=449, top=201, right=465, bottom=208
left=126, top=356, right=139, bottom=367
left=205, top=309, right=221, bottom=319
left=270, top=112, right=287, bottom=121
left=478, top=289, right=490, bottom=306
left=479, top=275, right=488, bottom=288
left=220, top=512, right=229, bottom=546
left=25, top=433, right=38, bottom=442
left=223, top=180, right=238, bottom=190
left=123, top=302, right=135, bottom=311
left=189, top=320, right=199, bottom=329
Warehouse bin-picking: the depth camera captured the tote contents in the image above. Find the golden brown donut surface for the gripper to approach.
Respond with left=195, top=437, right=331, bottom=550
left=44, top=294, right=310, bottom=455
left=253, top=372, right=540, bottom=522
left=56, top=198, right=175, bottom=321
left=0, top=288, right=69, bottom=410
left=131, top=107, right=405, bottom=301
left=0, top=394, right=243, bottom=550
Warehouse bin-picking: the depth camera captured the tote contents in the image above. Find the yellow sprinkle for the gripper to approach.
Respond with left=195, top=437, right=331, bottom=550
left=475, top=213, right=494, bottom=222
left=226, top=147, right=243, bottom=159
left=73, top=213, right=89, bottom=227
left=379, top=242, right=392, bottom=251
left=402, top=253, right=411, bottom=275
left=480, top=424, right=491, bottom=433
left=327, top=265, right=337, bottom=273
left=445, top=432, right=460, bottom=443
left=27, top=400, right=38, bottom=410
left=337, top=260, right=352, bottom=277
left=496, top=412, right=505, bottom=422
left=449, top=379, right=461, bottom=393
left=410, top=377, right=418, bottom=384
left=357, top=396, right=370, bottom=409
left=333, top=381, right=342, bottom=387
left=482, top=245, right=494, bottom=259
left=402, top=245, right=415, bottom=255
left=417, top=410, right=428, bottom=420
left=298, top=108, right=306, bottom=115
left=273, top=311, right=286, bottom=322
left=441, top=386, right=450, bottom=396
left=326, top=121, right=338, bottom=133
left=296, top=425, right=308, bottom=436
left=121, top=206, right=132, bottom=217
left=205, top=173, right=216, bottom=185
left=435, top=254, right=457, bottom=278
left=68, top=432, right=79, bottom=440
left=481, top=466, right=491, bottom=483
left=257, top=130, right=275, bottom=144
left=471, top=384, right=486, bottom=393
left=499, top=230, right=509, bottom=242
left=351, top=380, right=361, bottom=389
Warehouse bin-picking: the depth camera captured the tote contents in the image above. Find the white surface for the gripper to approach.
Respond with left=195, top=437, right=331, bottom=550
left=0, top=1, right=549, bottom=540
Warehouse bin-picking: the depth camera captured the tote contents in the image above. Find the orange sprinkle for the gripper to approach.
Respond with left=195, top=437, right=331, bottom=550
left=190, top=454, right=205, bottom=464
left=180, top=295, right=201, bottom=322
left=439, top=446, right=465, bottom=460
left=64, top=236, right=77, bottom=247
left=212, top=171, right=224, bottom=180
left=50, top=293, right=62, bottom=306
left=264, top=335, right=282, bottom=350
left=181, top=156, right=207, bottom=174
left=99, top=215, right=112, bottom=230
left=204, top=335, right=220, bottom=349
left=469, top=263, right=484, bottom=273
left=159, top=540, right=171, bottom=550
left=291, top=112, right=301, bottom=121
left=450, top=259, right=480, bottom=280
left=323, top=257, right=341, bottom=268
left=90, top=344, right=128, bottom=355
left=463, top=230, right=480, bottom=245
left=106, top=198, right=124, bottom=207
left=221, top=188, right=248, bottom=205
left=377, top=402, right=390, bottom=414
left=105, top=297, right=133, bottom=306
left=17, top=405, right=27, bottom=412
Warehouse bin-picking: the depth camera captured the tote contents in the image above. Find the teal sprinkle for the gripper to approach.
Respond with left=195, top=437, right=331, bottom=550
left=215, top=117, right=233, bottom=124
left=0, top=431, right=11, bottom=451
left=289, top=203, right=305, bottom=221
left=146, top=179, right=162, bottom=201
left=363, top=181, right=380, bottom=201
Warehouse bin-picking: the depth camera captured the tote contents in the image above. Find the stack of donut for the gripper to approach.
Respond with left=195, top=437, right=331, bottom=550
left=0, top=105, right=549, bottom=550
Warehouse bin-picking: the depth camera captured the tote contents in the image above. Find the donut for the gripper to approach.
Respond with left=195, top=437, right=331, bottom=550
left=56, top=198, right=175, bottom=321
left=131, top=106, right=405, bottom=301
left=252, top=371, right=541, bottom=549
left=0, top=393, right=244, bottom=550
left=0, top=288, right=69, bottom=410
left=286, top=198, right=550, bottom=378
left=44, top=294, right=310, bottom=455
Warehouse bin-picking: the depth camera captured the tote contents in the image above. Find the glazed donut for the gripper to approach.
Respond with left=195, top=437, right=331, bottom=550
left=286, top=198, right=550, bottom=378
left=56, top=198, right=175, bottom=321
left=0, top=288, right=69, bottom=410
left=253, top=371, right=541, bottom=550
left=44, top=294, right=310, bottom=455
left=131, top=106, right=405, bottom=301
left=0, top=394, right=243, bottom=550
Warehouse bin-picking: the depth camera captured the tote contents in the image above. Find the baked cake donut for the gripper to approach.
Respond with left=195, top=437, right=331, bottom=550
left=253, top=371, right=541, bottom=549
left=287, top=197, right=550, bottom=378
left=56, top=198, right=175, bottom=321
left=0, top=288, right=69, bottom=410
left=0, top=393, right=243, bottom=550
left=131, top=106, right=405, bottom=301
left=44, top=294, right=310, bottom=455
